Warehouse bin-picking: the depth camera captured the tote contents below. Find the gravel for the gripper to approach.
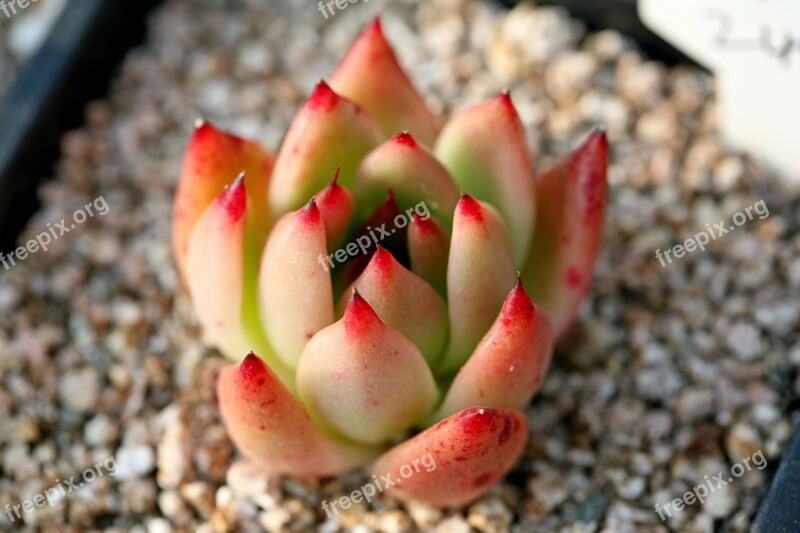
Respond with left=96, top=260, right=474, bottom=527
left=0, top=0, right=798, bottom=531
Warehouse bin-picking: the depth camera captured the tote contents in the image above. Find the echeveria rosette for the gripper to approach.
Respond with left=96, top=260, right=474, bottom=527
left=172, top=19, right=608, bottom=507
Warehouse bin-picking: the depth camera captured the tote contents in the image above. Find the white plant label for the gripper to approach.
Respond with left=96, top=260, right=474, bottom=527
left=639, top=0, right=800, bottom=184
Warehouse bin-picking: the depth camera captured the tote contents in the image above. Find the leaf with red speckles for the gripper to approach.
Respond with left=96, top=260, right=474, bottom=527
left=433, top=277, right=553, bottom=421
left=268, top=81, right=383, bottom=216
left=331, top=18, right=440, bottom=145
left=338, top=246, right=447, bottom=367
left=435, top=93, right=536, bottom=265
left=296, top=292, right=437, bottom=444
left=258, top=199, right=333, bottom=370
left=372, top=406, right=528, bottom=507
left=356, top=132, right=459, bottom=229
left=173, top=121, right=273, bottom=280
left=438, top=194, right=517, bottom=375
left=218, top=352, right=379, bottom=477
left=522, top=129, right=608, bottom=340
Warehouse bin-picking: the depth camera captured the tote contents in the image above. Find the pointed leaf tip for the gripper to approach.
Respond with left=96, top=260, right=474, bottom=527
left=239, top=350, right=267, bottom=380
left=298, top=196, right=322, bottom=225
left=393, top=131, right=417, bottom=147
left=370, top=243, right=392, bottom=268
left=220, top=176, right=246, bottom=220
left=367, top=16, right=383, bottom=35
left=308, top=80, right=340, bottom=112
left=331, top=19, right=439, bottom=144
left=456, top=192, right=483, bottom=220
left=586, top=127, right=608, bottom=153
left=316, top=170, right=354, bottom=248
left=344, top=289, right=379, bottom=331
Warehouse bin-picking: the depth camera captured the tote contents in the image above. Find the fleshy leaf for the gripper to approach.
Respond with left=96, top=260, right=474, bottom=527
left=522, top=129, right=608, bottom=340
left=331, top=19, right=439, bottom=145
left=372, top=406, right=528, bottom=507
left=434, top=277, right=553, bottom=421
left=407, top=213, right=449, bottom=295
left=438, top=194, right=517, bottom=375
left=268, top=81, right=383, bottom=216
left=185, top=175, right=249, bottom=357
left=316, top=169, right=355, bottom=250
left=218, top=352, right=379, bottom=477
left=258, top=199, right=334, bottom=369
left=296, top=292, right=438, bottom=445
left=356, top=132, right=459, bottom=228
left=173, top=121, right=273, bottom=279
left=339, top=246, right=448, bottom=367
left=186, top=175, right=293, bottom=387
left=434, top=93, right=536, bottom=265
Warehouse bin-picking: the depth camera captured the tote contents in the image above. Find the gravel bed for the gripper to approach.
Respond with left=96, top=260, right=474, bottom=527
left=0, top=0, right=798, bottom=531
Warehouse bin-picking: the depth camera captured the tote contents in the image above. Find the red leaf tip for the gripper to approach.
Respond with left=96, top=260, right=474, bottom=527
left=219, top=173, right=247, bottom=221
left=392, top=131, right=417, bottom=148
left=369, top=244, right=395, bottom=273
left=329, top=167, right=341, bottom=187
left=239, top=351, right=268, bottom=381
left=503, top=276, right=533, bottom=321
left=585, top=127, right=608, bottom=153
left=298, top=196, right=321, bottom=223
left=190, top=118, right=219, bottom=141
left=492, top=90, right=521, bottom=121
left=366, top=16, right=384, bottom=38
left=308, top=80, right=340, bottom=112
left=456, top=192, right=484, bottom=221
left=344, top=289, right=380, bottom=334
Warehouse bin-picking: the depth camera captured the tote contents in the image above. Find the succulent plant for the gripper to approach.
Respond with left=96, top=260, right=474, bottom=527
left=172, top=19, right=608, bottom=507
